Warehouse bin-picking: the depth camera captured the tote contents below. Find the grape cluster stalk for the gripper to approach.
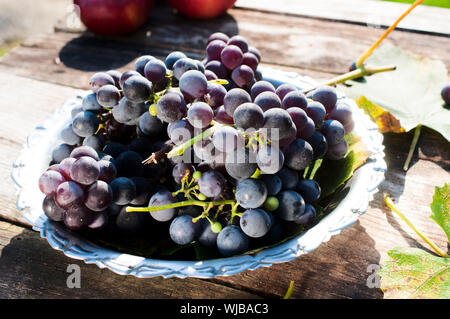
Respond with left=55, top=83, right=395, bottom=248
left=39, top=32, right=359, bottom=257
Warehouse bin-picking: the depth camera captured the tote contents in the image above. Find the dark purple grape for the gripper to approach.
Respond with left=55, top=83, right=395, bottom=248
left=258, top=174, right=282, bottom=196
left=89, top=72, right=115, bottom=93
left=144, top=59, right=167, bottom=84
left=165, top=51, right=187, bottom=70
left=64, top=205, right=94, bottom=231
left=169, top=215, right=199, bottom=245
left=216, top=225, right=249, bottom=257
left=156, top=92, right=187, bottom=123
left=70, top=156, right=100, bottom=185
left=71, top=105, right=83, bottom=119
left=122, top=75, right=152, bottom=103
left=235, top=178, right=268, bottom=209
left=310, top=86, right=337, bottom=112
left=206, top=82, right=227, bottom=109
left=328, top=100, right=353, bottom=126
left=212, top=126, right=241, bottom=152
left=256, top=145, right=284, bottom=174
left=119, top=70, right=140, bottom=89
left=115, top=151, right=143, bottom=177
left=242, top=52, right=258, bottom=72
left=198, top=218, right=219, bottom=247
left=193, top=138, right=216, bottom=162
left=98, top=159, right=117, bottom=183
left=278, top=123, right=297, bottom=148
left=282, top=91, right=307, bottom=110
left=295, top=179, right=321, bottom=203
left=205, top=60, right=228, bottom=79
left=55, top=181, right=84, bottom=208
left=254, top=91, right=281, bottom=112
left=172, top=163, right=195, bottom=184
left=204, top=70, right=218, bottom=81
left=47, top=164, right=60, bottom=172
left=276, top=190, right=305, bottom=221
left=262, top=108, right=293, bottom=140
left=227, top=35, right=249, bottom=53
left=326, top=139, right=348, bottom=160
left=129, top=177, right=154, bottom=206
left=233, top=102, right=264, bottom=130
left=320, top=119, right=345, bottom=145
left=82, top=135, right=105, bottom=154
left=225, top=148, right=257, bottom=181
left=72, top=111, right=99, bottom=137
left=58, top=157, right=76, bottom=180
left=139, top=111, right=164, bottom=136
left=220, top=45, right=243, bottom=70
left=206, top=40, right=227, bottom=61
left=135, top=55, right=155, bottom=75
left=38, top=170, right=66, bottom=196
left=240, top=209, right=272, bottom=238
left=106, top=70, right=122, bottom=88
left=198, top=170, right=226, bottom=198
left=102, top=142, right=127, bottom=158
left=96, top=84, right=121, bottom=108
left=275, top=83, right=297, bottom=101
left=173, top=58, right=199, bottom=80
left=59, top=124, right=82, bottom=146
left=115, top=206, right=145, bottom=233
left=167, top=119, right=194, bottom=145
left=207, top=32, right=229, bottom=44
left=250, top=81, right=276, bottom=101
left=88, top=210, right=109, bottom=229
left=248, top=46, right=261, bottom=62
left=81, top=93, right=102, bottom=112
left=179, top=70, right=208, bottom=99
left=110, top=177, right=136, bottom=205
left=296, top=116, right=315, bottom=139
left=215, top=105, right=234, bottom=124
left=70, top=145, right=99, bottom=160
left=294, top=203, right=316, bottom=225
left=306, top=101, right=326, bottom=126
left=84, top=180, right=113, bottom=212
left=307, top=131, right=328, bottom=160
left=283, top=139, right=314, bottom=171
left=42, top=195, right=66, bottom=221
left=187, top=102, right=214, bottom=129
left=231, top=65, right=255, bottom=89
left=344, top=120, right=354, bottom=134
left=149, top=190, right=177, bottom=222
left=112, top=97, right=146, bottom=125
left=223, top=88, right=251, bottom=117
left=276, top=167, right=299, bottom=190
left=286, top=107, right=308, bottom=131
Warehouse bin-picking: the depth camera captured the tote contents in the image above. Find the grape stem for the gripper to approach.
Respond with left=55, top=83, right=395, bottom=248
left=167, top=122, right=224, bottom=158
left=125, top=199, right=235, bottom=213
left=355, top=0, right=425, bottom=67
left=384, top=194, right=448, bottom=258
left=302, top=64, right=396, bottom=94
left=142, top=143, right=173, bottom=165
left=403, top=124, right=421, bottom=171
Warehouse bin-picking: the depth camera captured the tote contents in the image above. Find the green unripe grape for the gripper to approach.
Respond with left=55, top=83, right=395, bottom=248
left=193, top=171, right=202, bottom=181
left=210, top=222, right=222, bottom=233
left=264, top=196, right=279, bottom=211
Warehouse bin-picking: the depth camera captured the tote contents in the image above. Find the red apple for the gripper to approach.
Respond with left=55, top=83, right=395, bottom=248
left=74, top=0, right=154, bottom=36
left=166, top=0, right=236, bottom=19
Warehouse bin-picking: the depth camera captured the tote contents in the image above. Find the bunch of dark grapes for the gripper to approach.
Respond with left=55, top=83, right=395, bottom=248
left=38, top=32, right=354, bottom=258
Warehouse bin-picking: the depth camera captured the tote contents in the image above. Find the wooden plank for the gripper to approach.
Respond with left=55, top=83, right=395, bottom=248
left=0, top=4, right=449, bottom=90
left=0, top=221, right=259, bottom=298
left=235, top=0, right=450, bottom=36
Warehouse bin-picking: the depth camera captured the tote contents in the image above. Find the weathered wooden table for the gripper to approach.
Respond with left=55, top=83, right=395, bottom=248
left=0, top=2, right=449, bottom=299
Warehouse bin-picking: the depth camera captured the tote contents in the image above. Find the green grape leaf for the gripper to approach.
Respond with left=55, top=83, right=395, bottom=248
left=379, top=247, right=450, bottom=299
left=343, top=44, right=450, bottom=141
left=430, top=183, right=450, bottom=242
left=315, top=133, right=370, bottom=198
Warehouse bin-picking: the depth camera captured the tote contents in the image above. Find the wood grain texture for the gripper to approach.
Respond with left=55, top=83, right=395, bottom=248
left=0, top=2, right=448, bottom=299
left=0, top=221, right=259, bottom=299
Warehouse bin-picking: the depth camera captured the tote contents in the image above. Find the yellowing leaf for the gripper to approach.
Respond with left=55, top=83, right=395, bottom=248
left=379, top=247, right=449, bottom=299
left=356, top=96, right=405, bottom=133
